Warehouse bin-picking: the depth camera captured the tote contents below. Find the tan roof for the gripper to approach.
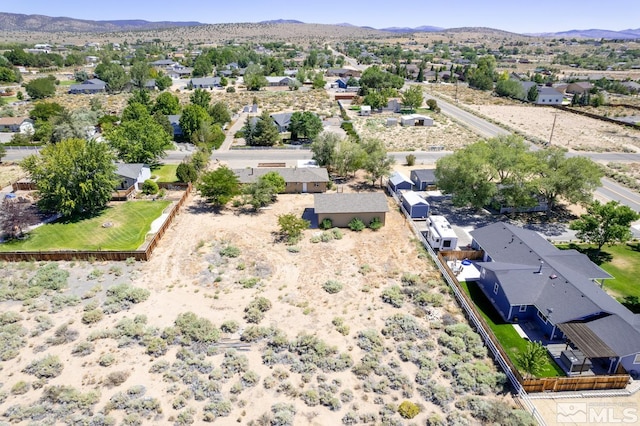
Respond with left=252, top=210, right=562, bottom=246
left=0, top=116, right=29, bottom=126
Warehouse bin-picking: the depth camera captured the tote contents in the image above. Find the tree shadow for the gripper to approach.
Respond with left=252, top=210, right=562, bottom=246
left=186, top=199, right=219, bottom=215
left=565, top=243, right=613, bottom=265
left=57, top=208, right=107, bottom=224
left=626, top=242, right=640, bottom=253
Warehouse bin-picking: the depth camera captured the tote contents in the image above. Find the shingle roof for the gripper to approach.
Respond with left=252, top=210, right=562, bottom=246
left=389, top=172, right=412, bottom=187
left=0, top=116, right=30, bottom=126
left=115, top=163, right=146, bottom=179
left=314, top=193, right=389, bottom=214
left=233, top=167, right=329, bottom=184
left=402, top=191, right=429, bottom=207
left=411, top=169, right=436, bottom=183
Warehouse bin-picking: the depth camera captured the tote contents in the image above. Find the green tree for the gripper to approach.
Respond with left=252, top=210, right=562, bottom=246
left=29, top=102, right=64, bottom=121
left=495, top=79, right=526, bottom=99
left=209, top=102, right=231, bottom=126
left=426, top=98, right=440, bottom=112
left=128, top=89, right=152, bottom=110
left=517, top=341, right=547, bottom=378
left=155, top=73, right=173, bottom=91
left=121, top=102, right=150, bottom=122
left=176, top=162, right=198, bottom=183
left=105, top=117, right=170, bottom=165
left=190, top=88, right=211, bottom=109
left=288, top=111, right=323, bottom=141
left=191, top=123, right=225, bottom=151
left=153, top=92, right=181, bottom=115
left=527, top=85, right=539, bottom=102
left=21, top=138, right=117, bottom=217
left=129, top=61, right=151, bottom=89
left=570, top=200, right=640, bottom=252
left=50, top=109, right=99, bottom=143
left=25, top=76, right=56, bottom=99
left=243, top=64, right=268, bottom=91
left=259, top=171, right=286, bottom=194
left=363, top=91, right=387, bottom=110
left=311, top=73, right=325, bottom=89
left=0, top=144, right=5, bottom=163
left=198, top=166, right=240, bottom=207
left=192, top=55, right=212, bottom=77
left=277, top=213, right=310, bottom=244
left=359, top=65, right=404, bottom=92
left=311, top=131, right=341, bottom=170
left=362, top=138, right=395, bottom=187
left=334, top=138, right=366, bottom=177
left=246, top=110, right=280, bottom=146
left=152, top=111, right=174, bottom=138
left=401, top=85, right=424, bottom=111
left=94, top=62, right=127, bottom=93
left=244, top=173, right=283, bottom=210
left=179, top=104, right=210, bottom=140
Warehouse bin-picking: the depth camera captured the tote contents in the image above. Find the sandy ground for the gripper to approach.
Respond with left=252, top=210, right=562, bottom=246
left=0, top=178, right=529, bottom=425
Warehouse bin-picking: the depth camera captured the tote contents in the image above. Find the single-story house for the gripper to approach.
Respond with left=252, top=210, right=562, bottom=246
left=233, top=167, right=329, bottom=193
left=400, top=114, right=433, bottom=127
left=150, top=59, right=178, bottom=68
left=69, top=78, right=107, bottom=94
left=424, top=215, right=457, bottom=250
left=0, top=117, right=34, bottom=133
left=410, top=169, right=437, bottom=191
left=388, top=171, right=413, bottom=193
left=518, top=82, right=563, bottom=105
left=143, top=79, right=157, bottom=90
left=266, top=76, right=296, bottom=87
left=167, top=68, right=193, bottom=79
left=270, top=113, right=293, bottom=133
left=470, top=222, right=640, bottom=375
left=115, top=163, right=151, bottom=191
left=167, top=115, right=182, bottom=137
left=314, top=192, right=389, bottom=228
left=326, top=68, right=362, bottom=78
left=401, top=191, right=430, bottom=219
left=189, top=77, right=221, bottom=89
left=566, top=82, right=594, bottom=95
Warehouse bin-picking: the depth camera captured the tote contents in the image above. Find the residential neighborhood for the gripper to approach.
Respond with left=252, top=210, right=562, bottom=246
left=1, top=12, right=640, bottom=426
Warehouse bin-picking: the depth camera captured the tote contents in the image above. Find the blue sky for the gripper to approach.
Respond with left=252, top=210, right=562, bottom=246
left=3, top=0, right=639, bottom=34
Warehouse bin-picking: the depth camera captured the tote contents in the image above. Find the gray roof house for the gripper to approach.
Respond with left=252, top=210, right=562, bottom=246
left=69, top=78, right=107, bottom=94
left=519, top=82, right=563, bottom=105
left=314, top=193, right=389, bottom=228
left=410, top=169, right=437, bottom=190
left=115, top=163, right=151, bottom=191
left=189, top=77, right=221, bottom=89
left=270, top=113, right=293, bottom=132
left=265, top=76, right=296, bottom=86
left=470, top=222, right=640, bottom=375
left=233, top=167, right=329, bottom=194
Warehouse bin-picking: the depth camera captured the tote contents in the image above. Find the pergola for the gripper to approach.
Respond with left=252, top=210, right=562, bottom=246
left=558, top=322, right=619, bottom=373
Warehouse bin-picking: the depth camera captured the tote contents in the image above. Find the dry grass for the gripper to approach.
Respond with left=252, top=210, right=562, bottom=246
left=0, top=163, right=24, bottom=187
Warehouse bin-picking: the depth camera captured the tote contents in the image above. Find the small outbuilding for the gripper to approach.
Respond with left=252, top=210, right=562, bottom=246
left=360, top=105, right=371, bottom=116
left=388, top=171, right=413, bottom=193
left=314, top=193, right=389, bottom=228
left=401, top=191, right=430, bottom=219
left=410, top=169, right=437, bottom=191
left=400, top=114, right=433, bottom=127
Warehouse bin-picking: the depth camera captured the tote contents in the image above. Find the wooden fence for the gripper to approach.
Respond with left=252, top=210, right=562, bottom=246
left=0, top=183, right=192, bottom=262
left=552, top=105, right=639, bottom=129
left=438, top=250, right=630, bottom=393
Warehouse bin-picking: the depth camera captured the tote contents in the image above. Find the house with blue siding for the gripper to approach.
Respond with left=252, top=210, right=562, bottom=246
left=401, top=191, right=429, bottom=219
left=410, top=169, right=437, bottom=190
left=388, top=171, right=413, bottom=193
left=470, top=222, right=640, bottom=375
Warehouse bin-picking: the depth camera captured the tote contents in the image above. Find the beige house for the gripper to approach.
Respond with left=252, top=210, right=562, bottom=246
left=233, top=167, right=329, bottom=194
left=314, top=193, right=389, bottom=228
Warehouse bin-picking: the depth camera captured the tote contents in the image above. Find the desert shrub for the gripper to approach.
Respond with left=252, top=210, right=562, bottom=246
left=381, top=285, right=405, bottom=308
left=406, top=154, right=416, bottom=166
left=175, top=312, right=220, bottom=344
left=339, top=389, right=354, bottom=403
left=241, top=370, right=260, bottom=387
left=99, top=353, right=116, bottom=367
left=71, top=341, right=95, bottom=356
left=29, top=263, right=69, bottom=291
left=41, top=384, right=100, bottom=409
left=11, top=381, right=30, bottom=395
left=452, top=361, right=505, bottom=394
left=356, top=329, right=385, bottom=353
left=31, top=314, right=54, bottom=336
left=398, top=400, right=420, bottom=419
left=322, top=280, right=343, bottom=294
left=175, top=408, right=196, bottom=425
left=145, top=337, right=168, bottom=357
left=414, top=291, right=444, bottom=307
left=456, top=396, right=536, bottom=426
left=348, top=218, right=366, bottom=231
left=103, top=284, right=150, bottom=313
left=401, top=272, right=421, bottom=286
left=0, top=322, right=27, bottom=361
left=238, top=276, right=260, bottom=288
left=23, top=354, right=64, bottom=378
left=244, top=297, right=272, bottom=324
left=301, top=388, right=320, bottom=406
left=220, top=320, right=240, bottom=334
left=0, top=311, right=22, bottom=324
left=50, top=293, right=81, bottom=312
left=418, top=380, right=454, bottom=407
left=331, top=228, right=343, bottom=240
left=438, top=334, right=466, bottom=354
left=240, top=325, right=277, bottom=342
left=271, top=402, right=296, bottom=426
left=369, top=217, right=383, bottom=231
left=320, top=218, right=333, bottom=230
left=382, top=313, right=429, bottom=341
left=286, top=246, right=300, bottom=253
left=222, top=349, right=249, bottom=377
left=332, top=317, right=350, bottom=335
left=219, top=244, right=241, bottom=258
left=82, top=308, right=104, bottom=324
left=203, top=399, right=232, bottom=419
left=105, top=370, right=130, bottom=387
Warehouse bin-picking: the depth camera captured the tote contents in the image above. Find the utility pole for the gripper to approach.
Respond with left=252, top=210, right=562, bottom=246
left=548, top=111, right=558, bottom=146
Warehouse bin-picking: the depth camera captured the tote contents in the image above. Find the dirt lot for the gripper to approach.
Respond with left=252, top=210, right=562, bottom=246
left=0, top=180, right=530, bottom=425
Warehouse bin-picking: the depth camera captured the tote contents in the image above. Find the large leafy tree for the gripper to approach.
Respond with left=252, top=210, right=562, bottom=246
left=25, top=76, right=56, bottom=99
left=198, top=166, right=240, bottom=207
left=29, top=102, right=64, bottom=121
left=333, top=138, right=366, bottom=177
left=179, top=104, right=210, bottom=140
left=244, top=110, right=280, bottom=146
left=244, top=173, right=285, bottom=211
left=190, top=89, right=211, bottom=109
left=288, top=111, right=323, bottom=141
left=495, top=79, right=525, bottom=100
left=129, top=61, right=151, bottom=89
left=359, top=65, right=404, bottom=93
left=209, top=102, right=231, bottom=126
left=94, top=62, right=128, bottom=93
left=362, top=138, right=395, bottom=187
left=21, top=138, right=118, bottom=217
left=570, top=200, right=640, bottom=252
left=401, top=85, right=424, bottom=111
left=152, top=92, right=181, bottom=115
left=311, top=132, right=341, bottom=170
left=105, top=115, right=170, bottom=165
left=244, top=64, right=268, bottom=91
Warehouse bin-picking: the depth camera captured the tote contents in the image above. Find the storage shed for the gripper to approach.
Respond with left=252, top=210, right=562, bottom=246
left=401, top=191, right=430, bottom=219
left=388, top=172, right=413, bottom=193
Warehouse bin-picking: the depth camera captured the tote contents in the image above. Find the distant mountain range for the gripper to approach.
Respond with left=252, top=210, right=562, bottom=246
left=1, top=12, right=639, bottom=40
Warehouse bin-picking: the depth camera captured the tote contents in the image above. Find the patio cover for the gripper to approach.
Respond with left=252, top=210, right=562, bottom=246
left=558, top=322, right=617, bottom=358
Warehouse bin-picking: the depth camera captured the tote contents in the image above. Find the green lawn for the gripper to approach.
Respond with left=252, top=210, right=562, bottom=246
left=58, top=80, right=76, bottom=86
left=460, top=281, right=564, bottom=378
left=152, top=164, right=179, bottom=183
left=0, top=201, right=170, bottom=252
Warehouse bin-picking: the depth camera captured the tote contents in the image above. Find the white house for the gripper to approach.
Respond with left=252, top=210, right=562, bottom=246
left=115, top=163, right=151, bottom=191
left=424, top=215, right=458, bottom=250
left=0, top=117, right=34, bottom=134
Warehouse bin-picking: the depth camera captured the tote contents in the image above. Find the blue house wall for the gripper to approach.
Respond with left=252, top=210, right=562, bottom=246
left=402, top=200, right=429, bottom=218
left=390, top=179, right=413, bottom=193
left=476, top=271, right=512, bottom=322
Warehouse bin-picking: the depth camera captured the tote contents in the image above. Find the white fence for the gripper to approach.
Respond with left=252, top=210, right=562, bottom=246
left=387, top=187, right=546, bottom=426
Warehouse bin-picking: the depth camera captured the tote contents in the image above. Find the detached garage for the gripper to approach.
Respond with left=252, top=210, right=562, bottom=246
left=401, top=191, right=429, bottom=219
left=388, top=172, right=413, bottom=193
left=314, top=193, right=389, bottom=228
